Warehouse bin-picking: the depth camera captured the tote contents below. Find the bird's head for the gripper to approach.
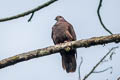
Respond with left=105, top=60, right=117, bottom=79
left=55, top=16, right=65, bottom=21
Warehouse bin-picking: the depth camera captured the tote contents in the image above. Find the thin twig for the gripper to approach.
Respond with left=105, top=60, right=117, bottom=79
left=93, top=67, right=112, bottom=73
left=117, top=77, right=120, bottom=80
left=78, top=57, right=83, bottom=80
left=83, top=47, right=118, bottom=80
left=102, top=60, right=109, bottom=63
left=0, top=0, right=58, bottom=22
left=97, top=0, right=113, bottom=35
left=109, top=52, right=116, bottom=60
left=28, top=12, right=35, bottom=22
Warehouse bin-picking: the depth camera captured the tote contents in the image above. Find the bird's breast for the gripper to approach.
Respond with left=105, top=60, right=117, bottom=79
left=53, top=27, right=68, bottom=43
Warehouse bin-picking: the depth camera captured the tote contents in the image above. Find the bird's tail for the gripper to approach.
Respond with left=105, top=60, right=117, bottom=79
left=60, top=49, right=77, bottom=73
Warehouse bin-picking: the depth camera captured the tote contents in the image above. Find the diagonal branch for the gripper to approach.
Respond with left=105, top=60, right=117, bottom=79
left=0, top=0, right=58, bottom=22
left=0, top=34, right=120, bottom=69
left=28, top=12, right=35, bottom=22
left=83, top=47, right=118, bottom=80
left=97, top=0, right=113, bottom=35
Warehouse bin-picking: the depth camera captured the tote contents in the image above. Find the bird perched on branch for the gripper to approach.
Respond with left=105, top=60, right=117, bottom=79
left=51, top=16, right=77, bottom=73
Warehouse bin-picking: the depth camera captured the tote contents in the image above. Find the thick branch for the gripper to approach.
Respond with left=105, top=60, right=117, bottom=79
left=0, top=0, right=58, bottom=22
left=97, top=0, right=113, bottom=35
left=0, top=34, right=120, bottom=69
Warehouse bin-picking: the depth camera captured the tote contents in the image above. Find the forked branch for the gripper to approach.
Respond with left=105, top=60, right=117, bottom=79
left=0, top=0, right=58, bottom=22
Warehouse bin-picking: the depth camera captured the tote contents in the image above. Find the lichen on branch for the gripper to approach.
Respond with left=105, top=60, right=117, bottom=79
left=0, top=34, right=120, bottom=69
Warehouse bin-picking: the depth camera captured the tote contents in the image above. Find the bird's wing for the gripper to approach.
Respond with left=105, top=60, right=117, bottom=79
left=51, top=26, right=56, bottom=44
left=68, top=23, right=76, bottom=40
left=65, top=30, right=73, bottom=41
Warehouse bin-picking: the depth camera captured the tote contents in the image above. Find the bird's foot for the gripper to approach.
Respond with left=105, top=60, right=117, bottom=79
left=64, top=41, right=71, bottom=52
left=65, top=47, right=71, bottom=52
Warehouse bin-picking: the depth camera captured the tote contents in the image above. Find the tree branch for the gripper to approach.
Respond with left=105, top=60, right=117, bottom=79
left=117, top=77, right=120, bottom=80
left=28, top=12, right=35, bottom=22
left=0, top=0, right=58, bottom=22
left=97, top=0, right=113, bottom=35
left=83, top=46, right=118, bottom=80
left=78, top=57, right=83, bottom=80
left=0, top=34, right=120, bottom=69
left=93, top=67, right=112, bottom=73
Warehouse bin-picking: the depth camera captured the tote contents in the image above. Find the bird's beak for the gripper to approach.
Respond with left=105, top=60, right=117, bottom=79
left=55, top=17, right=57, bottom=20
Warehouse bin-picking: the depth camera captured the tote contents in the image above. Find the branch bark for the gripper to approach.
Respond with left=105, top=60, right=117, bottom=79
left=0, top=0, right=58, bottom=22
left=0, top=34, right=120, bottom=69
